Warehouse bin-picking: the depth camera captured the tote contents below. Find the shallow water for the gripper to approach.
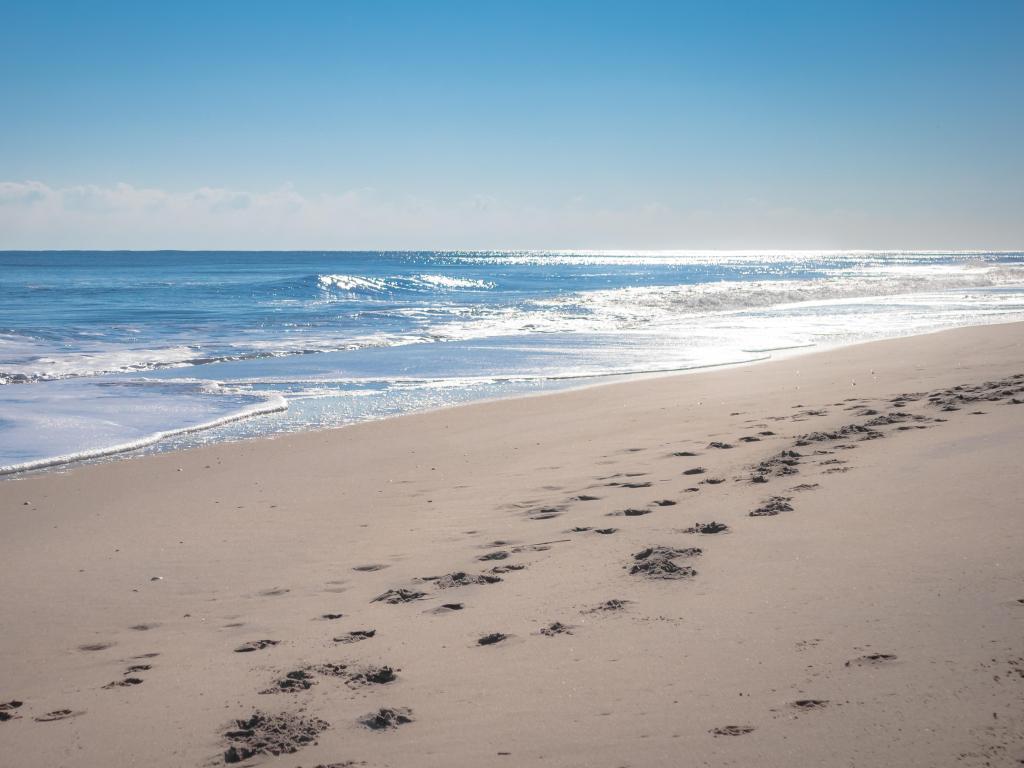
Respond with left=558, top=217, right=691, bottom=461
left=2, top=250, right=1023, bottom=472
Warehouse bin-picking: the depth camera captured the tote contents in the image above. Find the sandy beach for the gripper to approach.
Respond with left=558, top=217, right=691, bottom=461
left=1, top=322, right=1023, bottom=767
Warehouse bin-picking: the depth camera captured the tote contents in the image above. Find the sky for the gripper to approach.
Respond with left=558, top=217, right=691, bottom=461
left=1, top=0, right=1022, bottom=250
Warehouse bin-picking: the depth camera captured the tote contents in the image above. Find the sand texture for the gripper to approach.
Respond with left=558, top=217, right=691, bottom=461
left=1, top=323, right=1023, bottom=767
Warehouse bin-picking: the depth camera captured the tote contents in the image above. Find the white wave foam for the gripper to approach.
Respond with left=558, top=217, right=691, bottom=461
left=317, top=273, right=494, bottom=293
left=0, top=388, right=287, bottom=476
left=1, top=345, right=201, bottom=382
left=317, top=274, right=393, bottom=292
left=414, top=274, right=494, bottom=290
left=537, top=264, right=1024, bottom=317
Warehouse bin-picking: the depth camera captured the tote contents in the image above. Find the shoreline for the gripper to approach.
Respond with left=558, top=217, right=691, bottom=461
left=5, top=316, right=1023, bottom=479
left=1, top=322, right=1022, bottom=766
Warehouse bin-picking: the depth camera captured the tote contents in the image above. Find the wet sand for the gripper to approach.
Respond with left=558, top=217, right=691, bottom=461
left=1, top=322, right=1023, bottom=767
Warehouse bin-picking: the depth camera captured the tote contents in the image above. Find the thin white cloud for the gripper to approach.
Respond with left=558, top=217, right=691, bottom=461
left=0, top=180, right=1020, bottom=250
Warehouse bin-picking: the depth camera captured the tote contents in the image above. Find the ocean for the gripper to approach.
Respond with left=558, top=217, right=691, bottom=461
left=2, top=249, right=1023, bottom=474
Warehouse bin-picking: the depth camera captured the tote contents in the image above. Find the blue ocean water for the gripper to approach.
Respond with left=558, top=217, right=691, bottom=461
left=2, top=250, right=1024, bottom=473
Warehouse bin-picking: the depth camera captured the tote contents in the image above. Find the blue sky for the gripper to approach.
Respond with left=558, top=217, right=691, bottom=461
left=1, top=1, right=1022, bottom=249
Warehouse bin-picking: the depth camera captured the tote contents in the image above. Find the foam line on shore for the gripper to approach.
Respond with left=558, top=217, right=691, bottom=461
left=0, top=395, right=288, bottom=476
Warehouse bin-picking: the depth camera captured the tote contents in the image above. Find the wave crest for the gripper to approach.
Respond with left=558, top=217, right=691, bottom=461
left=317, top=273, right=494, bottom=294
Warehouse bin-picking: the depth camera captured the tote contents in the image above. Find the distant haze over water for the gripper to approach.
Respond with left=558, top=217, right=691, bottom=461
left=2, top=250, right=1023, bottom=473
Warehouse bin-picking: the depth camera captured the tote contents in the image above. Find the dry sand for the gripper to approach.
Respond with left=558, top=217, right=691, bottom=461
left=1, top=322, right=1023, bottom=767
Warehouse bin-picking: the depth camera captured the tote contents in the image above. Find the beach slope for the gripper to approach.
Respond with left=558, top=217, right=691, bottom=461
left=1, top=323, right=1023, bottom=767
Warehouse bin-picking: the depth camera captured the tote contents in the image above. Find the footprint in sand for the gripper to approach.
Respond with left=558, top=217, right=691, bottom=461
left=359, top=707, right=413, bottom=730
left=78, top=642, right=115, bottom=652
left=352, top=564, right=389, bottom=572
left=750, top=496, right=793, bottom=517
left=628, top=546, right=700, bottom=579
left=608, top=508, right=651, bottom=517
left=583, top=599, right=631, bottom=613
left=222, top=711, right=329, bottom=762
left=477, top=633, right=508, bottom=646
left=528, top=508, right=563, bottom=520
left=334, top=629, right=376, bottom=644
left=791, top=699, right=829, bottom=710
left=684, top=521, right=729, bottom=534
left=478, top=550, right=510, bottom=561
left=34, top=709, right=84, bottom=722
left=427, top=603, right=464, bottom=614
left=102, top=677, right=143, bottom=689
left=234, top=639, right=280, bottom=653
left=372, top=588, right=426, bottom=604
left=710, top=725, right=755, bottom=736
left=258, top=587, right=290, bottom=597
left=0, top=700, right=24, bottom=722
left=845, top=653, right=897, bottom=667
left=539, top=622, right=574, bottom=636
left=431, top=572, right=502, bottom=589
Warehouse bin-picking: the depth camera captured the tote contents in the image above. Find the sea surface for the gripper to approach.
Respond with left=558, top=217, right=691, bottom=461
left=2, top=250, right=1024, bottom=474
